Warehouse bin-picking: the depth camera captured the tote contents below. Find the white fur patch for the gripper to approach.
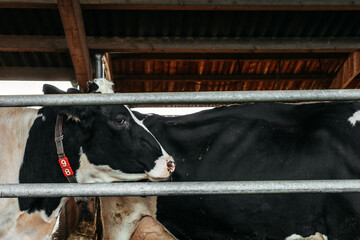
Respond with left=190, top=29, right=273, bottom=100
left=76, top=152, right=174, bottom=183
left=286, top=234, right=303, bottom=240
left=285, top=233, right=328, bottom=240
left=0, top=107, right=66, bottom=240
left=66, top=114, right=80, bottom=122
left=100, top=196, right=157, bottom=240
left=76, top=153, right=148, bottom=183
left=348, top=110, right=360, bottom=126
left=36, top=113, right=46, bottom=122
left=146, top=156, right=174, bottom=181
left=94, top=78, right=114, bottom=93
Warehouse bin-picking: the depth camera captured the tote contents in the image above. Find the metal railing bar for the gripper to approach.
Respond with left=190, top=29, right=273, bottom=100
left=2, top=90, right=360, bottom=107
left=1, top=180, right=359, bottom=198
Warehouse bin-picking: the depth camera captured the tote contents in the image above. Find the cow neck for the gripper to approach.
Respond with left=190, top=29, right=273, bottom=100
left=55, top=115, right=95, bottom=209
left=55, top=115, right=77, bottom=183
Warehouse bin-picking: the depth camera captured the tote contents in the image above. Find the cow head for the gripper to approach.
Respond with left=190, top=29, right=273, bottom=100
left=21, top=84, right=175, bottom=187
left=75, top=103, right=176, bottom=183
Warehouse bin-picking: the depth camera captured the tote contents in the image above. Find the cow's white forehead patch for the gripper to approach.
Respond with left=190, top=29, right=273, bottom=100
left=94, top=78, right=114, bottom=93
left=348, top=110, right=360, bottom=126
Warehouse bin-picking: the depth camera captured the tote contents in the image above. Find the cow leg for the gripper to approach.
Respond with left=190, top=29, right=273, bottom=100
left=15, top=211, right=58, bottom=240
left=130, top=216, right=176, bottom=240
left=100, top=196, right=160, bottom=240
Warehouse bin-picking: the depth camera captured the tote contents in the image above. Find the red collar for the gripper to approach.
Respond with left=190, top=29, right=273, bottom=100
left=55, top=115, right=77, bottom=183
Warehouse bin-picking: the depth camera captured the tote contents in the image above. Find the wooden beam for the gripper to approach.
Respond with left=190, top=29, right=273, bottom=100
left=0, top=0, right=56, bottom=3
left=57, top=0, right=91, bottom=91
left=87, top=37, right=360, bottom=53
left=2, top=0, right=360, bottom=10
left=81, top=0, right=360, bottom=11
left=0, top=67, right=75, bottom=81
left=113, top=73, right=333, bottom=81
left=0, top=35, right=67, bottom=52
left=329, top=51, right=360, bottom=89
left=1, top=36, right=358, bottom=53
left=0, top=0, right=56, bottom=8
left=102, top=53, right=113, bottom=82
left=110, top=52, right=349, bottom=60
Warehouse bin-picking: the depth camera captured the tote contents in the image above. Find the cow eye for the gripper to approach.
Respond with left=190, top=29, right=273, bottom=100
left=114, top=118, right=126, bottom=125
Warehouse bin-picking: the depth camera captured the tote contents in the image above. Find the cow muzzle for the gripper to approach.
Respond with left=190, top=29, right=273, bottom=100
left=146, top=155, right=175, bottom=182
left=166, top=157, right=176, bottom=173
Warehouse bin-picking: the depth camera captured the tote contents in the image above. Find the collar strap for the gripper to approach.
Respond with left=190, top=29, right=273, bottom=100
left=55, top=115, right=77, bottom=183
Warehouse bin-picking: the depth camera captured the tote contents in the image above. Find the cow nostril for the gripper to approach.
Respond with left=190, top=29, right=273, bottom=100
left=167, top=160, right=175, bottom=172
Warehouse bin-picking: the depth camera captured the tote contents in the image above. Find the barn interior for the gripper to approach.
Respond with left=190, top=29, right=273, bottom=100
left=1, top=1, right=360, bottom=239
left=0, top=0, right=359, bottom=108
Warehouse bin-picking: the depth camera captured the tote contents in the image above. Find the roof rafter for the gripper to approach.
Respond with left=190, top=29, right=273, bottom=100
left=2, top=36, right=357, bottom=53
left=0, top=35, right=67, bottom=52
left=88, top=37, right=360, bottom=53
left=110, top=52, right=349, bottom=60
left=0, top=67, right=75, bottom=81
left=113, top=73, right=333, bottom=82
left=2, top=0, right=360, bottom=10
left=102, top=53, right=113, bottom=82
left=329, top=51, right=360, bottom=89
left=57, top=0, right=91, bottom=91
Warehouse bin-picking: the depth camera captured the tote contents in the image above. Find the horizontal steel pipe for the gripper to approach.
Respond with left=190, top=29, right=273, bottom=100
left=0, top=180, right=359, bottom=198
left=2, top=90, right=360, bottom=107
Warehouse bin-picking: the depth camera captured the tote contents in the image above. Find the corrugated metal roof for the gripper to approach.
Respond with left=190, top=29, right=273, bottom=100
left=83, top=10, right=360, bottom=38
left=1, top=9, right=358, bottom=38
left=0, top=8, right=64, bottom=36
left=0, top=52, right=72, bottom=67
left=0, top=7, right=359, bottom=93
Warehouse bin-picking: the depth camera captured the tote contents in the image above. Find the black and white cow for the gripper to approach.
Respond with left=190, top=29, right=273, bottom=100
left=0, top=82, right=175, bottom=240
left=133, top=102, right=360, bottom=240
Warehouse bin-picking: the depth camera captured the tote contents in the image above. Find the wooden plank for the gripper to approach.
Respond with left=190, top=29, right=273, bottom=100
left=87, top=37, right=360, bottom=53
left=57, top=0, right=91, bottom=91
left=0, top=3, right=57, bottom=8
left=81, top=0, right=360, bottom=11
left=1, top=35, right=358, bottom=53
left=2, top=0, right=360, bottom=10
left=113, top=73, right=333, bottom=81
left=0, top=35, right=67, bottom=52
left=0, top=0, right=56, bottom=3
left=329, top=51, right=360, bottom=89
left=0, top=67, right=75, bottom=81
left=102, top=53, right=113, bottom=82
left=110, top=52, right=349, bottom=60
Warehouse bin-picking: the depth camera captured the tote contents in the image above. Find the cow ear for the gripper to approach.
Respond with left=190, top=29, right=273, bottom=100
left=42, top=84, right=96, bottom=129
left=43, top=84, right=66, bottom=94
left=57, top=106, right=96, bottom=129
left=66, top=88, right=83, bottom=94
left=88, top=82, right=100, bottom=93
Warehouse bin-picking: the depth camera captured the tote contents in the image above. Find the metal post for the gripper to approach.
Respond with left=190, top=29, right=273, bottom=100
left=95, top=53, right=103, bottom=79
